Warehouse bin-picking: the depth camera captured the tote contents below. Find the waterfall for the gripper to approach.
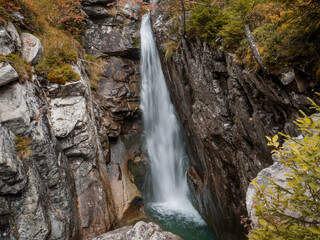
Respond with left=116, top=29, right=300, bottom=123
left=140, top=14, right=203, bottom=221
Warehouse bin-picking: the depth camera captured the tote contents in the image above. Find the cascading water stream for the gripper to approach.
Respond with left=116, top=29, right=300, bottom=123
left=140, top=13, right=189, bottom=205
left=140, top=14, right=217, bottom=240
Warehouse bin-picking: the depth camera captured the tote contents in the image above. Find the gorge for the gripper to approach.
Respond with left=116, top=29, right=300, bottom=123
left=0, top=0, right=318, bottom=240
left=140, top=14, right=216, bottom=240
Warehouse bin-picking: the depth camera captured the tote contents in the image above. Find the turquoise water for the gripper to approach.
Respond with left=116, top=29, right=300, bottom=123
left=145, top=203, right=218, bottom=240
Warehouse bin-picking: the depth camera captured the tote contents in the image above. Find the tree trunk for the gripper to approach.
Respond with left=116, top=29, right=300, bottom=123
left=244, top=25, right=268, bottom=74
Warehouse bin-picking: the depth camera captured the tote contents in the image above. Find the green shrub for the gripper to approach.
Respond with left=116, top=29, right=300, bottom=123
left=250, top=96, right=320, bottom=240
left=47, top=65, right=80, bottom=84
left=186, top=3, right=228, bottom=44
left=183, top=0, right=320, bottom=78
left=35, top=49, right=79, bottom=84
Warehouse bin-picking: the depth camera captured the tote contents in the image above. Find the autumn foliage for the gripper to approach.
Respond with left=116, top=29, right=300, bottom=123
left=57, top=0, right=85, bottom=38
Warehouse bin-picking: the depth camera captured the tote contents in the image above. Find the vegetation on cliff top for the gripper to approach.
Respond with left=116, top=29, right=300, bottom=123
left=159, top=0, right=320, bottom=80
left=250, top=96, right=320, bottom=240
left=0, top=0, right=85, bottom=84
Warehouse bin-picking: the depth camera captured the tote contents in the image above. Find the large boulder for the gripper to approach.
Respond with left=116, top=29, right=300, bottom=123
left=21, top=33, right=43, bottom=65
left=0, top=83, right=30, bottom=134
left=0, top=63, right=19, bottom=87
left=89, top=221, right=182, bottom=240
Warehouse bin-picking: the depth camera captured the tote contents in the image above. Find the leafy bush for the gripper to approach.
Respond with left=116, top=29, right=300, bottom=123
left=250, top=96, right=320, bottom=240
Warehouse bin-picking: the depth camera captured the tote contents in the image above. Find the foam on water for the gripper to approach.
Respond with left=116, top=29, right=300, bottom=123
left=148, top=201, right=206, bottom=226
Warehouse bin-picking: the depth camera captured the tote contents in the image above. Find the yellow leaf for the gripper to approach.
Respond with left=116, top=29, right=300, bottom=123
left=272, top=134, right=278, bottom=143
left=308, top=227, right=320, bottom=235
left=259, top=218, right=268, bottom=227
left=305, top=118, right=311, bottom=125
left=309, top=183, right=318, bottom=192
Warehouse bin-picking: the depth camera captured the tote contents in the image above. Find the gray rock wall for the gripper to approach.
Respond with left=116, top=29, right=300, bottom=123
left=0, top=2, right=144, bottom=239
left=151, top=13, right=314, bottom=240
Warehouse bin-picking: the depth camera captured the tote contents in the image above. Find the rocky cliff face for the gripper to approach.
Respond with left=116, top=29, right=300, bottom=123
left=0, top=1, right=144, bottom=239
left=151, top=13, right=314, bottom=240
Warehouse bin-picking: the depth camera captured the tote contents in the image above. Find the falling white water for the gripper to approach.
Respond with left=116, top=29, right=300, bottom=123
left=140, top=14, right=204, bottom=223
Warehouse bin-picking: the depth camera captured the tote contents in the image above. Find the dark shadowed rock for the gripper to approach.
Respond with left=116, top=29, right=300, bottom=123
left=151, top=12, right=312, bottom=240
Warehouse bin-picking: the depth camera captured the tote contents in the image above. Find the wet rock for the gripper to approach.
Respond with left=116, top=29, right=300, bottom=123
left=0, top=63, right=19, bottom=87
left=128, top=154, right=148, bottom=191
left=21, top=33, right=43, bottom=65
left=89, top=221, right=182, bottom=240
left=0, top=83, right=30, bottom=134
left=0, top=25, right=15, bottom=56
